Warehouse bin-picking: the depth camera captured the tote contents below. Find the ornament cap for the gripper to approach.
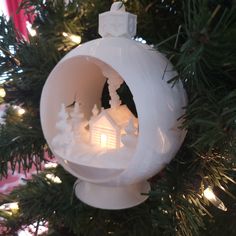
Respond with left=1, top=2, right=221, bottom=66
left=98, top=1, right=137, bottom=38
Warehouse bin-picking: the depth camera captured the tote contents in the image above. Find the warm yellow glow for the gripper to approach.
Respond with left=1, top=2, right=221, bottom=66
left=26, top=21, right=37, bottom=37
left=46, top=174, right=62, bottom=184
left=100, top=134, right=108, bottom=148
left=62, top=32, right=68, bottom=37
left=17, top=108, right=26, bottom=116
left=91, top=127, right=117, bottom=149
left=69, top=34, right=82, bottom=44
left=29, top=28, right=37, bottom=37
left=0, top=202, right=19, bottom=215
left=0, top=87, right=6, bottom=97
left=9, top=202, right=19, bottom=211
left=203, top=187, right=227, bottom=211
left=90, top=105, right=137, bottom=149
left=203, top=187, right=216, bottom=201
left=62, top=32, right=81, bottom=44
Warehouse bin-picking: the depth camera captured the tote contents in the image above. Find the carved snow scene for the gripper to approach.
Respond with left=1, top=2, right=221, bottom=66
left=52, top=80, right=138, bottom=170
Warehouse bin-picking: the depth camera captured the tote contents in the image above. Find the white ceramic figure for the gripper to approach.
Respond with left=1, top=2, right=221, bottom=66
left=99, top=1, right=136, bottom=38
left=40, top=2, right=187, bottom=210
left=70, top=102, right=86, bottom=142
left=52, top=104, right=74, bottom=157
left=121, top=117, right=138, bottom=148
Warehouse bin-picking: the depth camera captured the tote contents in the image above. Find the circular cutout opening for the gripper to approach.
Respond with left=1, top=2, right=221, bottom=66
left=41, top=56, right=139, bottom=182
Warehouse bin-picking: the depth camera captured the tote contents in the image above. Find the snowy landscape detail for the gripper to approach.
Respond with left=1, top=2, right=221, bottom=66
left=52, top=80, right=139, bottom=170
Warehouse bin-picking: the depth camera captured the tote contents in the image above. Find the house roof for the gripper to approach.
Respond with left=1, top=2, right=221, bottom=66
left=90, top=105, right=137, bottom=129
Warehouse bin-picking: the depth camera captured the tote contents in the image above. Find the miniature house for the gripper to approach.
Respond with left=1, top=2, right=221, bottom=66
left=89, top=105, right=137, bottom=149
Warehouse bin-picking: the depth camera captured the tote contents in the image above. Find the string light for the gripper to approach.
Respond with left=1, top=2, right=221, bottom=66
left=44, top=162, right=58, bottom=169
left=13, top=105, right=26, bottom=116
left=135, top=37, right=147, bottom=44
left=0, top=87, right=6, bottom=97
left=26, top=21, right=37, bottom=37
left=203, top=187, right=227, bottom=211
left=0, top=202, right=19, bottom=215
left=17, top=107, right=26, bottom=116
left=62, top=32, right=82, bottom=44
left=46, top=173, right=62, bottom=183
left=100, top=133, right=108, bottom=148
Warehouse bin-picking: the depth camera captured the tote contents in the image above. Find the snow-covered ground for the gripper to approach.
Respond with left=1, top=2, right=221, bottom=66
left=64, top=142, right=135, bottom=169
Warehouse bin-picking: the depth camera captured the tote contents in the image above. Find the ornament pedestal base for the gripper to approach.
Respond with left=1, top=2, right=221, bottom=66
left=75, top=180, right=150, bottom=209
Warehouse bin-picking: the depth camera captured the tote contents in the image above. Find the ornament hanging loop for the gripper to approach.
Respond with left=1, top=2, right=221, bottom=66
left=98, top=1, right=137, bottom=38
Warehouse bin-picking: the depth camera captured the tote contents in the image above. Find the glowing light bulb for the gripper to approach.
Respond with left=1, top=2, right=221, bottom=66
left=46, top=174, right=62, bottom=183
left=10, top=202, right=19, bottom=211
left=26, top=21, right=37, bottom=37
left=62, top=32, right=82, bottom=44
left=69, top=34, right=82, bottom=44
left=203, top=187, right=215, bottom=200
left=29, top=28, right=37, bottom=37
left=62, top=32, right=68, bottom=37
left=0, top=202, right=19, bottom=215
left=203, top=187, right=227, bottom=211
left=0, top=202, right=19, bottom=211
left=17, top=108, right=26, bottom=116
left=0, top=87, right=6, bottom=97
left=100, top=134, right=108, bottom=148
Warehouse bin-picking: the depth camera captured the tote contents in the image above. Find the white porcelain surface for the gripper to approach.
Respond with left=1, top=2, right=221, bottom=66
left=40, top=2, right=187, bottom=209
left=40, top=37, right=187, bottom=208
left=99, top=2, right=137, bottom=38
left=75, top=180, right=150, bottom=209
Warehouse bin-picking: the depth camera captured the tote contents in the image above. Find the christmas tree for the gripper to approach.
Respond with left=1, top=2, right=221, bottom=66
left=0, top=0, right=236, bottom=235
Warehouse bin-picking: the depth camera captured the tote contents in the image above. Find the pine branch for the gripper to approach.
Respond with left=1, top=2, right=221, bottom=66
left=0, top=106, right=50, bottom=178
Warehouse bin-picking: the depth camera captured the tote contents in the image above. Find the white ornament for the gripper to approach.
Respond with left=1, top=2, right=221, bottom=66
left=40, top=2, right=187, bottom=210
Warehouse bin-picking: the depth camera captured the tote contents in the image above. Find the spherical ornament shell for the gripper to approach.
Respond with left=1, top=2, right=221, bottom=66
left=40, top=2, right=187, bottom=210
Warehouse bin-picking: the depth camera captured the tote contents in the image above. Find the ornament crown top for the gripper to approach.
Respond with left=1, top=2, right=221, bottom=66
left=98, top=1, right=137, bottom=38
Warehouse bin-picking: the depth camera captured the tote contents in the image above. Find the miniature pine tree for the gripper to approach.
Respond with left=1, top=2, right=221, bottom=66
left=70, top=102, right=84, bottom=141
left=52, top=104, right=73, bottom=156
left=0, top=1, right=235, bottom=235
left=125, top=117, right=137, bottom=135
left=92, top=104, right=99, bottom=117
left=121, top=117, right=137, bottom=148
